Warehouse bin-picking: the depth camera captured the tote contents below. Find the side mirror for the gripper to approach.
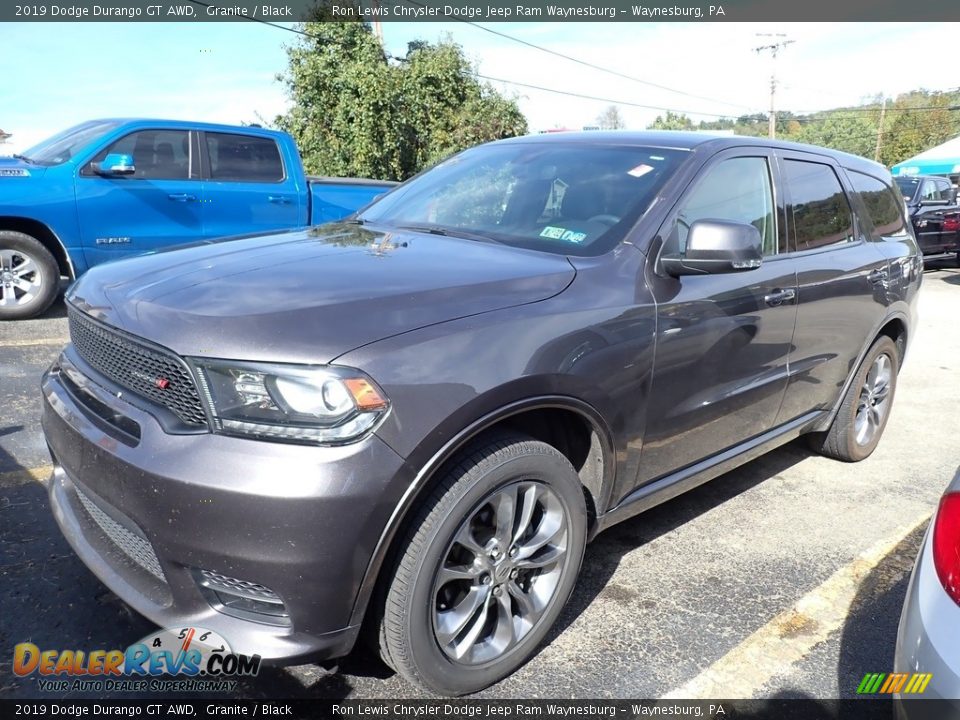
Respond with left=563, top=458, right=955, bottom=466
left=93, top=153, right=135, bottom=176
left=661, top=219, right=763, bottom=277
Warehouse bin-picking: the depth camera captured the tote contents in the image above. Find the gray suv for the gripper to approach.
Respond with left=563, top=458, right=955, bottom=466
left=41, top=132, right=921, bottom=695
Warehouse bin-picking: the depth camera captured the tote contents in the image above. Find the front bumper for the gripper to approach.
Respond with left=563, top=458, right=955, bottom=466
left=41, top=350, right=408, bottom=662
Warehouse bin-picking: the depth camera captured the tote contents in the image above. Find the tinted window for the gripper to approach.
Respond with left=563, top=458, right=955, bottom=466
left=894, top=176, right=920, bottom=201
left=206, top=133, right=283, bottom=182
left=919, top=179, right=939, bottom=202
left=783, top=160, right=854, bottom=251
left=849, top=171, right=908, bottom=240
left=90, top=130, right=191, bottom=180
left=360, top=143, right=689, bottom=257
left=674, top=156, right=780, bottom=255
left=935, top=179, right=954, bottom=201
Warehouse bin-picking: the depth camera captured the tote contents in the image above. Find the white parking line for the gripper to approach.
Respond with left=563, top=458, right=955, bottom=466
left=0, top=338, right=66, bottom=348
left=662, top=512, right=930, bottom=700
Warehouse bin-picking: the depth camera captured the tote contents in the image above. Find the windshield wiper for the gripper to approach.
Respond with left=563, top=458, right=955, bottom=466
left=394, top=224, right=502, bottom=244
left=12, top=154, right=33, bottom=164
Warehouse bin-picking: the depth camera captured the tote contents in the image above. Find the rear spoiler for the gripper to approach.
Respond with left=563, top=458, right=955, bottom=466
left=307, top=176, right=399, bottom=188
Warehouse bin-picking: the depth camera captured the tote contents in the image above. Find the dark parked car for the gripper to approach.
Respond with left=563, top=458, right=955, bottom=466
left=894, top=174, right=960, bottom=264
left=41, top=132, right=921, bottom=695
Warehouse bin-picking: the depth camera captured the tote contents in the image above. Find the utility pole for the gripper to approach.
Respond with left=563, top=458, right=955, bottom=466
left=753, top=33, right=794, bottom=139
left=874, top=96, right=887, bottom=162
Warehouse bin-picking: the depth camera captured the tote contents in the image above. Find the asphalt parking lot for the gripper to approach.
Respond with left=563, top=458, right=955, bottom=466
left=2, top=263, right=959, bottom=701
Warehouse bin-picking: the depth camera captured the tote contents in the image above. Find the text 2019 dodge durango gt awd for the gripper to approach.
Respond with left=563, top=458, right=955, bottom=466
left=42, top=132, right=921, bottom=695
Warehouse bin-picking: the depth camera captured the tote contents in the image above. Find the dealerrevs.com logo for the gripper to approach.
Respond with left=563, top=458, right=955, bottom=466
left=13, top=627, right=261, bottom=693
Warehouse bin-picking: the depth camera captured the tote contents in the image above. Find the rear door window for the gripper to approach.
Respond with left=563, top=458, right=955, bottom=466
left=848, top=171, right=908, bottom=240
left=205, top=133, right=284, bottom=183
left=782, top=160, right=855, bottom=251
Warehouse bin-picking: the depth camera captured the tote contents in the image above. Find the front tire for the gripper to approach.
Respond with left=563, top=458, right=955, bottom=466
left=0, top=231, right=60, bottom=320
left=809, top=335, right=899, bottom=462
left=379, top=433, right=587, bottom=696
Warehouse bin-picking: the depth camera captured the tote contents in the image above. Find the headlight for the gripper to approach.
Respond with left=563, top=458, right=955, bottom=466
left=190, top=359, right=389, bottom=445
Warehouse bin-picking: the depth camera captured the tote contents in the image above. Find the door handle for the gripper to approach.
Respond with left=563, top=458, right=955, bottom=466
left=764, top=288, right=796, bottom=306
left=868, top=268, right=889, bottom=285
left=168, top=193, right=197, bottom=202
left=268, top=195, right=292, bottom=204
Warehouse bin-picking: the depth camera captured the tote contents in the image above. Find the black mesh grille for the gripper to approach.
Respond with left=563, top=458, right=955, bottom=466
left=68, top=307, right=208, bottom=427
left=75, top=484, right=166, bottom=583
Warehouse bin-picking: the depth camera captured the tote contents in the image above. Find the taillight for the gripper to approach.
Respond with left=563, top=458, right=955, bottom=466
left=932, top=492, right=960, bottom=606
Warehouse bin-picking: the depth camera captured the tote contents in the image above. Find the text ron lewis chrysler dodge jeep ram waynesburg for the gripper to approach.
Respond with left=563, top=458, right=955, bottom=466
left=42, top=132, right=920, bottom=695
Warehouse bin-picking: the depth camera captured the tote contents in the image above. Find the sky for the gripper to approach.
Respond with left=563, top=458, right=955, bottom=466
left=1, top=21, right=958, bottom=154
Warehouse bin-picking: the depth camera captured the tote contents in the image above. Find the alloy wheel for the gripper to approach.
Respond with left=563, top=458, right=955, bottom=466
left=431, top=481, right=568, bottom=665
left=0, top=248, right=43, bottom=308
left=855, top=353, right=892, bottom=446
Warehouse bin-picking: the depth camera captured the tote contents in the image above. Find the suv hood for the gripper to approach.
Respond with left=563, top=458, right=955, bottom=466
left=68, top=224, right=576, bottom=363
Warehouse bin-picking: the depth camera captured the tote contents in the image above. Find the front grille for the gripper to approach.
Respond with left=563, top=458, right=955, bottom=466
left=68, top=307, right=207, bottom=427
left=74, top=485, right=166, bottom=583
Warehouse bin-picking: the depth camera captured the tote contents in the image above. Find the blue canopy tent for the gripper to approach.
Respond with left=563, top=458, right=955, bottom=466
left=891, top=136, right=960, bottom=177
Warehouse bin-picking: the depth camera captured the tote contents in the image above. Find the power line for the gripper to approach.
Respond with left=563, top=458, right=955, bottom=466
left=473, top=73, right=745, bottom=119
left=203, top=11, right=960, bottom=130
left=427, top=14, right=759, bottom=112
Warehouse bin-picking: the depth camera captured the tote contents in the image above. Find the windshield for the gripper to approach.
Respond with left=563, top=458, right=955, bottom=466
left=894, top=176, right=920, bottom=201
left=360, top=142, right=690, bottom=256
left=21, top=120, right=121, bottom=165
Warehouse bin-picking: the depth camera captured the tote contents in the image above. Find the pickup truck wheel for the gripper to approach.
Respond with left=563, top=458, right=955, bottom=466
left=808, top=335, right=899, bottom=462
left=378, top=433, right=587, bottom=696
left=0, top=231, right=60, bottom=320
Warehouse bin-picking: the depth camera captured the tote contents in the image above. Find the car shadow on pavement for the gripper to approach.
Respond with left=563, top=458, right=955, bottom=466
left=545, top=438, right=815, bottom=646
left=834, top=523, right=929, bottom=698
left=939, top=270, right=960, bottom=286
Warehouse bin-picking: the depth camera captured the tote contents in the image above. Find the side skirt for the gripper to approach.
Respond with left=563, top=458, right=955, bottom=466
left=592, top=410, right=825, bottom=538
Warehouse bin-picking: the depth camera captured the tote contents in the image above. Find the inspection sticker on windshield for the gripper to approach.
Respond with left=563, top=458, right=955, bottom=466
left=627, top=164, right=654, bottom=178
left=540, top=226, right=587, bottom=243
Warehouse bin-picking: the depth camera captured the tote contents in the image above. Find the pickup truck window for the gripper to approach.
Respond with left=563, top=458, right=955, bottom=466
left=359, top=143, right=689, bottom=257
left=894, top=176, right=920, bottom=201
left=87, top=130, right=193, bottom=180
left=848, top=171, right=908, bottom=240
left=205, top=132, right=284, bottom=183
left=919, top=179, right=939, bottom=202
left=674, top=156, right=780, bottom=256
left=22, top=120, right=121, bottom=166
left=783, top=160, right=855, bottom=251
left=935, top=178, right=954, bottom=201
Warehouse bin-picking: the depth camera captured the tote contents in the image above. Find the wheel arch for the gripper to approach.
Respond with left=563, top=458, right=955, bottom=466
left=812, top=311, right=909, bottom=433
left=0, top=216, right=75, bottom=279
left=349, top=395, right=616, bottom=630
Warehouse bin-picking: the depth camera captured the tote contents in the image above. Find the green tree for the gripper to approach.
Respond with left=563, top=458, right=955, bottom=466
left=647, top=111, right=693, bottom=130
left=795, top=112, right=877, bottom=158
left=276, top=22, right=527, bottom=181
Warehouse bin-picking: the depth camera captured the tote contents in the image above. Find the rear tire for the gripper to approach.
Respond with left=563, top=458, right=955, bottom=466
left=808, top=335, right=899, bottom=462
left=378, top=433, right=587, bottom=696
left=0, top=231, right=60, bottom=320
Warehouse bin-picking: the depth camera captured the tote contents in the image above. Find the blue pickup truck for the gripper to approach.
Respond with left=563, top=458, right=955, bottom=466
left=0, top=119, right=397, bottom=319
